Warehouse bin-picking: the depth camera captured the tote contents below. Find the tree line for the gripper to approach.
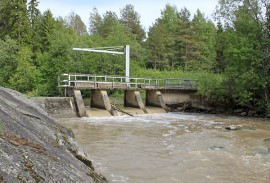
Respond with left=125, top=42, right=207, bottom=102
left=0, top=0, right=270, bottom=115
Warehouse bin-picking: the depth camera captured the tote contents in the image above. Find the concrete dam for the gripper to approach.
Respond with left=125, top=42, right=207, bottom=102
left=43, top=74, right=199, bottom=117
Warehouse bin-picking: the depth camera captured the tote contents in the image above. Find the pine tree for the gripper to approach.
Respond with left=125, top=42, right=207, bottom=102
left=147, top=21, right=169, bottom=69
left=28, top=0, right=39, bottom=28
left=89, top=8, right=103, bottom=35
left=40, top=10, right=55, bottom=53
left=191, top=10, right=216, bottom=70
left=100, top=11, right=119, bottom=38
left=159, top=4, right=180, bottom=68
left=120, top=4, right=145, bottom=43
left=66, top=11, right=87, bottom=35
left=0, top=0, right=31, bottom=44
left=146, top=4, right=181, bottom=69
left=214, top=21, right=226, bottom=73
left=28, top=0, right=41, bottom=62
left=176, top=7, right=199, bottom=70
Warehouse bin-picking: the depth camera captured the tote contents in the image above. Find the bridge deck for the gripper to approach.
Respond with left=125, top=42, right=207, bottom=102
left=58, top=74, right=198, bottom=91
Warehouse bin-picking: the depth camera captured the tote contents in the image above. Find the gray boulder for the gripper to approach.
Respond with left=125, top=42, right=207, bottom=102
left=225, top=125, right=240, bottom=130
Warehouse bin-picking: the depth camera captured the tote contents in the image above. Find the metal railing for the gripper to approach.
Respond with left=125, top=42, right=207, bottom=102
left=58, top=74, right=198, bottom=90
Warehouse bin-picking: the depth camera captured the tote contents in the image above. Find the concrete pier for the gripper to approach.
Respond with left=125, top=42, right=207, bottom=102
left=91, top=90, right=113, bottom=115
left=67, top=89, right=87, bottom=117
left=64, top=88, right=198, bottom=117
left=146, top=90, right=167, bottom=111
left=124, top=90, right=147, bottom=113
left=59, top=74, right=198, bottom=117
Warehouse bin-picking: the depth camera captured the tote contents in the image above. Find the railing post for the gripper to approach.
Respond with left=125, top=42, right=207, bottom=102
left=94, top=75, right=96, bottom=87
left=58, top=75, right=60, bottom=87
left=68, top=74, right=70, bottom=87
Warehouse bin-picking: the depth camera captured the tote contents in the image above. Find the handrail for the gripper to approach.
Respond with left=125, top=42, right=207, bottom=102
left=58, top=73, right=198, bottom=90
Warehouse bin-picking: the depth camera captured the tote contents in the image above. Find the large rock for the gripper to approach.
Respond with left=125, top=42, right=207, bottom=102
left=0, top=87, right=107, bottom=183
left=225, top=125, right=240, bottom=130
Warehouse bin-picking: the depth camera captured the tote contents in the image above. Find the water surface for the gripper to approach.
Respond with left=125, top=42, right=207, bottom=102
left=57, top=113, right=270, bottom=183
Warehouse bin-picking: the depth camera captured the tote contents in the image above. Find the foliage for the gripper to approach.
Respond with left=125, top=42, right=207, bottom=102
left=0, top=37, right=19, bottom=87
left=205, top=0, right=270, bottom=114
left=40, top=10, right=55, bottom=53
left=191, top=10, right=216, bottom=70
left=37, top=20, right=76, bottom=96
left=146, top=4, right=180, bottom=70
left=9, top=47, right=38, bottom=94
left=0, top=0, right=31, bottom=44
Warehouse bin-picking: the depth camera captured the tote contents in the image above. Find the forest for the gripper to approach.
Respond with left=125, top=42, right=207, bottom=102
left=0, top=0, right=270, bottom=116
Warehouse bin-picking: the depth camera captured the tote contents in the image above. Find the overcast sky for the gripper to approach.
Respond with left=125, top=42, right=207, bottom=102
left=38, top=0, right=219, bottom=31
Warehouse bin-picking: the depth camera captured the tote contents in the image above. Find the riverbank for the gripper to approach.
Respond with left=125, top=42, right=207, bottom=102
left=0, top=87, right=107, bottom=182
left=167, top=95, right=267, bottom=118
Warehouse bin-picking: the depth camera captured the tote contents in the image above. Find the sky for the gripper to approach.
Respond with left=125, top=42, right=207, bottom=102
left=38, top=0, right=219, bottom=31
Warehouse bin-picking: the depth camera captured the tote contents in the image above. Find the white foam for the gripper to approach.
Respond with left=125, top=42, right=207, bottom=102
left=111, top=174, right=129, bottom=182
left=81, top=112, right=225, bottom=129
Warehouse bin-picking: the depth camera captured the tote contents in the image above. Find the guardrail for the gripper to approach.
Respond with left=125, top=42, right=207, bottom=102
left=58, top=74, right=198, bottom=90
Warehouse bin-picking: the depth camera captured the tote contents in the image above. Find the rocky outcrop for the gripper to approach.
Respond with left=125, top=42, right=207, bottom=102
left=0, top=87, right=107, bottom=183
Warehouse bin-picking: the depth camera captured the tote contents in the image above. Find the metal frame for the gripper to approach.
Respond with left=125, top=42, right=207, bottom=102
left=72, top=45, right=130, bottom=82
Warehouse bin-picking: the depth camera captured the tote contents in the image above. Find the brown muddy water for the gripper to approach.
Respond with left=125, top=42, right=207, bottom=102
left=56, top=112, right=270, bottom=183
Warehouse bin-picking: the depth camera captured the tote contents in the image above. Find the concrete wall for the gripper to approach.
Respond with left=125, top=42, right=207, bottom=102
left=160, top=90, right=197, bottom=105
left=34, top=97, right=77, bottom=118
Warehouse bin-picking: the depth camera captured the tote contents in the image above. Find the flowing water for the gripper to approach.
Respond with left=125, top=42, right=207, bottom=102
left=56, top=112, right=270, bottom=183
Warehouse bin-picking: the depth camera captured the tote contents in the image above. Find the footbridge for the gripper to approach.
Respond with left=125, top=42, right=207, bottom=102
left=59, top=74, right=198, bottom=117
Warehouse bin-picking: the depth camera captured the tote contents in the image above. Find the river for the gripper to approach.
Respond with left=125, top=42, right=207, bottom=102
left=56, top=112, right=270, bottom=183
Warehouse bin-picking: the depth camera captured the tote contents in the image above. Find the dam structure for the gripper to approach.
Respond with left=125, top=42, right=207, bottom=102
left=58, top=74, right=198, bottom=117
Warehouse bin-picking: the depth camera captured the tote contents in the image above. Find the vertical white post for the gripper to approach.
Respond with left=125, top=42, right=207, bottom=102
left=125, top=45, right=130, bottom=83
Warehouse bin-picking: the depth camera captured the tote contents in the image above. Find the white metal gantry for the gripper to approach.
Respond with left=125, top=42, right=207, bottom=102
left=72, top=45, right=130, bottom=82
